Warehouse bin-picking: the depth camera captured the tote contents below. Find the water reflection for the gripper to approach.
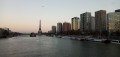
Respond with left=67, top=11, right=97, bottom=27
left=0, top=35, right=120, bottom=57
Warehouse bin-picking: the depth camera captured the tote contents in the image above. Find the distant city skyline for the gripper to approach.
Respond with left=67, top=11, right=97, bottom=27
left=0, top=0, right=120, bottom=33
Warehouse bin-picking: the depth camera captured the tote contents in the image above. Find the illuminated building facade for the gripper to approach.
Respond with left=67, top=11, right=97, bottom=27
left=71, top=17, right=80, bottom=31
left=107, top=11, right=120, bottom=32
left=63, top=22, right=71, bottom=32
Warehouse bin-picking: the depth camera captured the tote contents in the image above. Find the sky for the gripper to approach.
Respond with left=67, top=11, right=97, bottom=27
left=0, top=0, right=120, bottom=33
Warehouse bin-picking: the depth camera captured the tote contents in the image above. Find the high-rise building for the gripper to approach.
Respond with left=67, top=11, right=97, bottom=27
left=38, top=20, right=42, bottom=35
left=95, top=10, right=107, bottom=32
left=90, top=17, right=95, bottom=31
left=71, top=17, right=80, bottom=31
left=63, top=22, right=71, bottom=32
left=52, top=26, right=56, bottom=33
left=80, top=12, right=91, bottom=32
left=107, top=11, right=120, bottom=32
left=57, top=22, right=62, bottom=33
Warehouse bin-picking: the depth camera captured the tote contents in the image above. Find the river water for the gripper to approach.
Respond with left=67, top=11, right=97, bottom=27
left=0, top=35, right=120, bottom=57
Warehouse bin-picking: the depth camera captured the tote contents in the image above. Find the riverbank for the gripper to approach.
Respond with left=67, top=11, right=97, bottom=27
left=51, top=35, right=120, bottom=44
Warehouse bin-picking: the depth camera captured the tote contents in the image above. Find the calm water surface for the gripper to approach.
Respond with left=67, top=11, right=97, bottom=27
left=0, top=35, right=120, bottom=57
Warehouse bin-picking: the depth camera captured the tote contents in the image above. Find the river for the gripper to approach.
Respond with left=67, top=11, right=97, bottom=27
left=0, top=35, right=120, bottom=57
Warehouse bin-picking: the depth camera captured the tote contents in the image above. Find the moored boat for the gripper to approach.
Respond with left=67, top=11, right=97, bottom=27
left=86, top=38, right=94, bottom=41
left=71, top=37, right=77, bottom=40
left=111, top=40, right=120, bottom=44
left=80, top=38, right=86, bottom=41
left=30, top=33, right=36, bottom=37
left=92, top=39, right=103, bottom=42
left=102, top=39, right=111, bottom=43
left=56, top=36, right=62, bottom=38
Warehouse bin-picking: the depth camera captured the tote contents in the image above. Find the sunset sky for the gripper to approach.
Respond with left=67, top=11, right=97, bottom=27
left=0, top=0, right=120, bottom=33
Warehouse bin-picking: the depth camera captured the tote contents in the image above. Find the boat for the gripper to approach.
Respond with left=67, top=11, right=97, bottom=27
left=80, top=38, right=86, bottom=41
left=77, top=38, right=87, bottom=41
left=56, top=36, right=62, bottom=38
left=62, top=36, right=70, bottom=39
left=30, top=33, right=36, bottom=37
left=77, top=38, right=81, bottom=40
left=102, top=39, right=111, bottom=43
left=86, top=38, right=94, bottom=41
left=71, top=37, right=77, bottom=40
left=111, top=40, right=120, bottom=44
left=92, top=39, right=103, bottom=42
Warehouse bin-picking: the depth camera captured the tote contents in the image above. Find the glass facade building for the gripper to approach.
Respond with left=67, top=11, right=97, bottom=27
left=95, top=10, right=107, bottom=32
left=90, top=17, right=95, bottom=31
left=107, top=12, right=120, bottom=32
left=57, top=22, right=62, bottom=33
left=80, top=12, right=91, bottom=32
left=52, top=26, right=56, bottom=33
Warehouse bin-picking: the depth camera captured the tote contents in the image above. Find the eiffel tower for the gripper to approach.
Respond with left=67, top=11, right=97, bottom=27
left=38, top=20, right=42, bottom=35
